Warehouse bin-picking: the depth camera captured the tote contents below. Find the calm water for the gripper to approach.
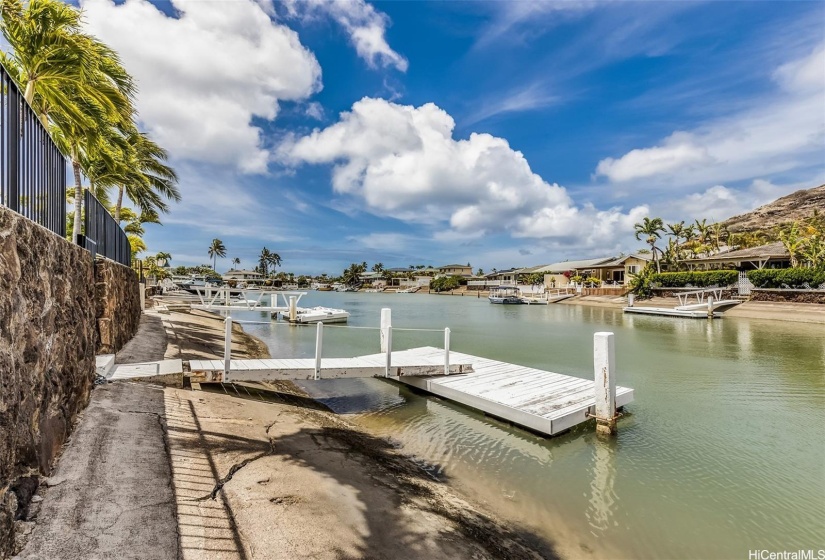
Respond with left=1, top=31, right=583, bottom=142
left=229, top=292, right=825, bottom=559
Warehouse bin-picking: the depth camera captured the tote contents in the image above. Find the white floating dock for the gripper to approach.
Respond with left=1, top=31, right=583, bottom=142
left=623, top=306, right=723, bottom=318
left=191, top=346, right=633, bottom=437
left=395, top=347, right=634, bottom=435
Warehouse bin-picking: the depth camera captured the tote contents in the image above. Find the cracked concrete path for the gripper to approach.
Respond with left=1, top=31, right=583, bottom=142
left=15, top=382, right=178, bottom=560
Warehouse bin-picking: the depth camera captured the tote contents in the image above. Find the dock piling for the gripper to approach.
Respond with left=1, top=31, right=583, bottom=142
left=380, top=308, right=392, bottom=353
left=707, top=296, right=714, bottom=320
left=314, top=322, right=323, bottom=380
left=288, top=296, right=297, bottom=323
left=444, top=327, right=451, bottom=375
left=594, top=332, right=617, bottom=436
left=223, top=316, right=232, bottom=383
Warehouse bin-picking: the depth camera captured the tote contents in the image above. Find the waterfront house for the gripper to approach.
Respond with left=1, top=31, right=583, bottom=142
left=484, top=269, right=519, bottom=286
left=439, top=264, right=473, bottom=277
left=683, top=242, right=790, bottom=270
left=588, top=254, right=652, bottom=285
left=223, top=269, right=264, bottom=283
left=535, top=257, right=615, bottom=288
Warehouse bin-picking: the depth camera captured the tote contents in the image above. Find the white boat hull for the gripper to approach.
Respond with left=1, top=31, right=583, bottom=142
left=289, top=306, right=350, bottom=323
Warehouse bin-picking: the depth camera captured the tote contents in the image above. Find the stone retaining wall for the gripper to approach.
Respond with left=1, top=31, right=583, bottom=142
left=0, top=208, right=96, bottom=557
left=750, top=289, right=825, bottom=304
left=95, top=258, right=141, bottom=354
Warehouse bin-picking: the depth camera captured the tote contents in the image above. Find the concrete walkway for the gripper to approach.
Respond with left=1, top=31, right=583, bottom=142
left=16, top=383, right=178, bottom=560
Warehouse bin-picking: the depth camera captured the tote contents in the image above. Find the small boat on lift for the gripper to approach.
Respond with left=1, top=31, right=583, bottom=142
left=488, top=286, right=524, bottom=304
left=289, top=306, right=350, bottom=323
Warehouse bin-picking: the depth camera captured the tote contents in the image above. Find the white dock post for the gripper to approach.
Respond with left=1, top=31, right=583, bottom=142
left=314, top=322, right=323, bottom=380
left=289, top=295, right=297, bottom=323
left=225, top=286, right=230, bottom=307
left=594, top=332, right=616, bottom=436
left=380, top=308, right=392, bottom=352
left=384, top=325, right=392, bottom=377
left=444, top=327, right=451, bottom=375
left=707, top=295, right=714, bottom=320
left=223, top=316, right=232, bottom=383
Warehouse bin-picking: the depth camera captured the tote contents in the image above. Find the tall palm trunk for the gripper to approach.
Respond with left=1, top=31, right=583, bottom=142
left=72, top=159, right=83, bottom=243
left=115, top=185, right=124, bottom=223
left=651, top=243, right=661, bottom=273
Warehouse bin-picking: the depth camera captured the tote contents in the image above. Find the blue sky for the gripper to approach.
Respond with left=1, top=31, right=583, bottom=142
left=79, top=0, right=825, bottom=275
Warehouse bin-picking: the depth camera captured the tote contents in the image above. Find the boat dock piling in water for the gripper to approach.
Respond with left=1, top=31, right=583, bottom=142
left=593, top=332, right=617, bottom=436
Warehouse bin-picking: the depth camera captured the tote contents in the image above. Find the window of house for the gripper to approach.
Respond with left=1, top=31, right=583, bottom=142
left=627, top=265, right=638, bottom=274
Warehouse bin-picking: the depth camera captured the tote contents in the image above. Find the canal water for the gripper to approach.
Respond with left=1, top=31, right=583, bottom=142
left=229, top=292, right=825, bottom=559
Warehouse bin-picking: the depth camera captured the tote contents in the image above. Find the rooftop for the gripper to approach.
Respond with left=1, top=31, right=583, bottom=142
left=685, top=242, right=789, bottom=262
left=534, top=257, right=615, bottom=274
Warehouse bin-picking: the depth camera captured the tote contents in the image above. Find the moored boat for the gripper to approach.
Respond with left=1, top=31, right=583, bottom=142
left=488, top=287, right=523, bottom=304
left=290, top=306, right=350, bottom=323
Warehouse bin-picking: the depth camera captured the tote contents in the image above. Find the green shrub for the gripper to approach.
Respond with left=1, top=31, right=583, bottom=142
left=650, top=270, right=738, bottom=288
left=570, top=275, right=584, bottom=284
left=429, top=275, right=462, bottom=292
left=584, top=277, right=601, bottom=287
left=747, top=268, right=825, bottom=289
left=628, top=263, right=656, bottom=298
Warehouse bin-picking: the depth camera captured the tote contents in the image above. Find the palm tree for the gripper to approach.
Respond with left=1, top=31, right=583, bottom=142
left=208, top=238, right=226, bottom=271
left=634, top=217, right=665, bottom=273
left=343, top=263, right=362, bottom=286
left=683, top=224, right=697, bottom=242
left=779, top=222, right=803, bottom=268
left=667, top=221, right=685, bottom=241
left=372, top=262, right=384, bottom=273
left=258, top=248, right=272, bottom=276
left=155, top=251, right=171, bottom=267
left=268, top=251, right=282, bottom=271
left=1, top=0, right=136, bottom=241
left=694, top=219, right=709, bottom=244
left=91, top=128, right=179, bottom=224
left=232, top=257, right=240, bottom=270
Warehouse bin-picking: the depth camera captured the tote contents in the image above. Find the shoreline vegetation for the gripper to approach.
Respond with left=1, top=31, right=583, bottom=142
left=134, top=297, right=559, bottom=559
left=386, top=286, right=825, bottom=324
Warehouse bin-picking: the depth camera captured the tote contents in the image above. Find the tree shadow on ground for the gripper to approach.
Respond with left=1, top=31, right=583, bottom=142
left=172, top=384, right=561, bottom=560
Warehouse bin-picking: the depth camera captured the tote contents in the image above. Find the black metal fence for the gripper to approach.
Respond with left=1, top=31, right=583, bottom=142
left=0, top=65, right=67, bottom=236
left=83, top=190, right=131, bottom=267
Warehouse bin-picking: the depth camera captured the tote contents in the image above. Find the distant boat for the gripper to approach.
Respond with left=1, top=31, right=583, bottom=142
left=489, top=287, right=523, bottom=304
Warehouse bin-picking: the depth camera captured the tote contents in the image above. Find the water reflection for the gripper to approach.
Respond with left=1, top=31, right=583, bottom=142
left=586, top=437, right=617, bottom=533
left=235, top=292, right=825, bottom=559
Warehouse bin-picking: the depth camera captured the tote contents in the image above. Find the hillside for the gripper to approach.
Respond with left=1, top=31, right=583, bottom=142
left=721, top=184, right=825, bottom=232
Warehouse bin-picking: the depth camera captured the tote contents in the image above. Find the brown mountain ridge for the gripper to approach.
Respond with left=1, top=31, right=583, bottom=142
left=721, top=184, right=824, bottom=232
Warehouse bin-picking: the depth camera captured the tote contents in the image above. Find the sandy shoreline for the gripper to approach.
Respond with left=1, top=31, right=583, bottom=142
left=137, top=300, right=559, bottom=559
left=401, top=288, right=825, bottom=324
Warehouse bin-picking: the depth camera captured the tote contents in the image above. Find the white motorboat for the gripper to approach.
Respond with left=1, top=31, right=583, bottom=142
left=489, top=287, right=523, bottom=304
left=289, top=306, right=350, bottom=324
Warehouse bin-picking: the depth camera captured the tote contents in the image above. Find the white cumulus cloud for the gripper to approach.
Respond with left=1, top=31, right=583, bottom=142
left=283, top=0, right=407, bottom=71
left=280, top=97, right=645, bottom=244
left=595, top=43, right=825, bottom=187
left=82, top=0, right=322, bottom=173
